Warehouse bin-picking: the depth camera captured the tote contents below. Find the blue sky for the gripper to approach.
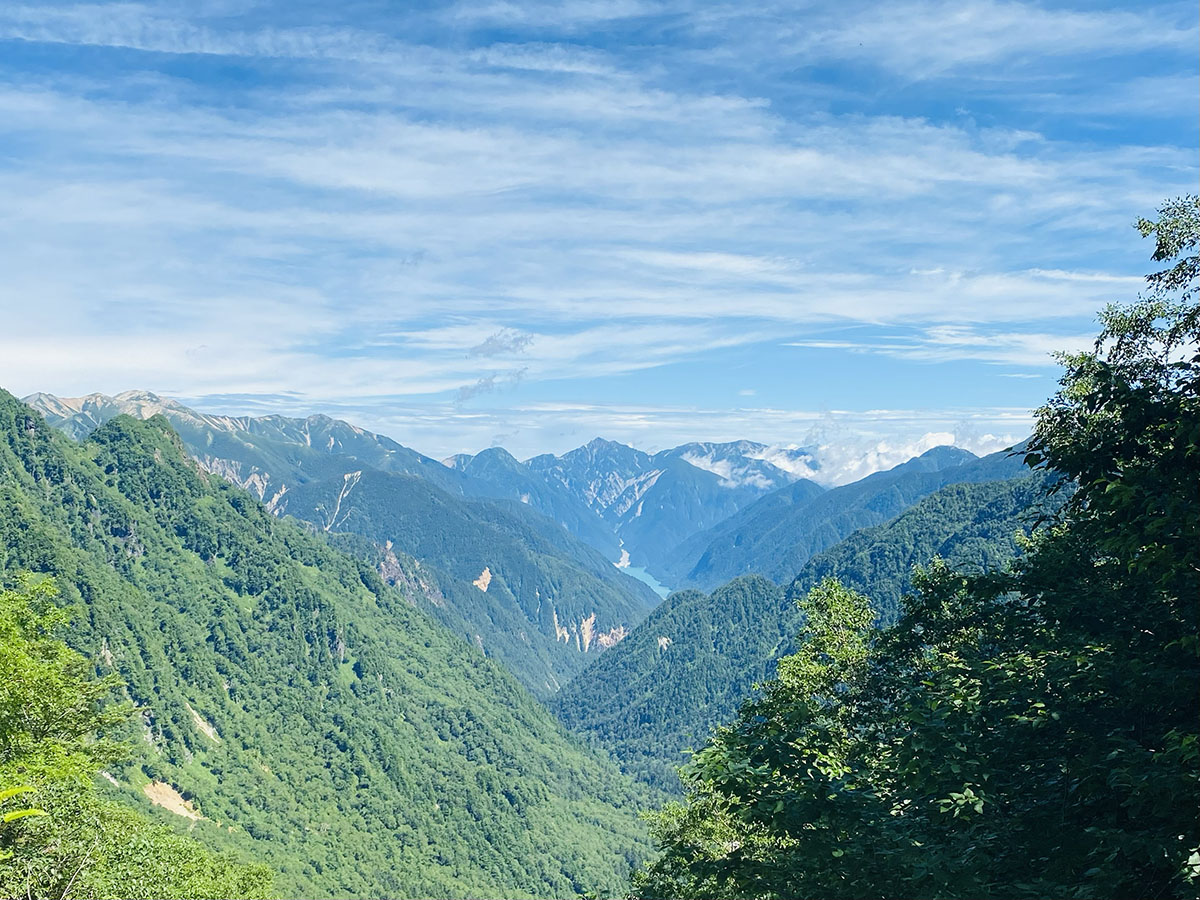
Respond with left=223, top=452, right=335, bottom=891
left=0, top=0, right=1195, bottom=466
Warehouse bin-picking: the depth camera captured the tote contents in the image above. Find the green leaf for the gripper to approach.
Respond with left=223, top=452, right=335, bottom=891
left=2, top=808, right=47, bottom=824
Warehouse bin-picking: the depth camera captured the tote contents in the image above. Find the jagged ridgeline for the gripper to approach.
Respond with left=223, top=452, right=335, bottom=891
left=0, top=390, right=650, bottom=898
left=526, top=437, right=818, bottom=569
left=555, top=473, right=1051, bottom=792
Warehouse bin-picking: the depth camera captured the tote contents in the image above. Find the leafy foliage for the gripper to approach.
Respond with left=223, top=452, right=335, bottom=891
left=0, top=577, right=273, bottom=899
left=789, top=474, right=1058, bottom=628
left=0, top=398, right=650, bottom=898
left=630, top=199, right=1200, bottom=899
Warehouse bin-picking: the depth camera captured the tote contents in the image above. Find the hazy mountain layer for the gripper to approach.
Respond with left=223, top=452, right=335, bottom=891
left=24, top=390, right=466, bottom=499
left=444, top=445, right=621, bottom=559
left=527, top=437, right=819, bottom=568
left=659, top=445, right=1030, bottom=590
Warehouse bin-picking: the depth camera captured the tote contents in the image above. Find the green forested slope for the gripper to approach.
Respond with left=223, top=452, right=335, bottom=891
left=553, top=576, right=787, bottom=792
left=555, top=475, right=1044, bottom=793
left=1, top=576, right=274, bottom=899
left=0, top=390, right=650, bottom=898
left=279, top=468, right=655, bottom=695
left=26, top=391, right=656, bottom=697
left=785, top=474, right=1057, bottom=629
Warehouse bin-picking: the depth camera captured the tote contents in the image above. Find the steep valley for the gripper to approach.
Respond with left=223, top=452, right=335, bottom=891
left=553, top=473, right=1052, bottom=791
left=24, top=391, right=659, bottom=697
left=0, top=390, right=653, bottom=898
left=13, top=387, right=1043, bottom=890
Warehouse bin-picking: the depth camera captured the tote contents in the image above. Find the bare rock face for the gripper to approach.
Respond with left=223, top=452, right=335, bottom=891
left=550, top=608, right=629, bottom=653
left=595, top=625, right=629, bottom=650
left=377, top=542, right=446, bottom=609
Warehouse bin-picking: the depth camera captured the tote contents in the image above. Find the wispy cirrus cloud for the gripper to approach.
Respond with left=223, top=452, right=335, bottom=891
left=0, top=0, right=1193, bottom=460
left=787, top=323, right=1097, bottom=368
left=445, top=0, right=654, bottom=28
left=791, top=0, right=1197, bottom=79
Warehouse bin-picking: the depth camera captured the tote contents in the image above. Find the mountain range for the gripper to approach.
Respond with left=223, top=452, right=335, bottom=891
left=22, top=392, right=837, bottom=687
left=28, top=392, right=824, bottom=569
left=658, top=444, right=1030, bottom=590
left=27, top=393, right=817, bottom=566
left=524, top=437, right=817, bottom=567
left=5, top=384, right=1054, bottom=895
left=25, top=391, right=662, bottom=696
left=17, top=388, right=1042, bottom=841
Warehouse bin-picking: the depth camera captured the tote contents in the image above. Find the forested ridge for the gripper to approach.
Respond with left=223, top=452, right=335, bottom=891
left=555, top=474, right=1051, bottom=793
left=658, top=445, right=1027, bottom=590
left=26, top=391, right=660, bottom=699
left=0, top=396, right=650, bottom=898
left=277, top=465, right=656, bottom=695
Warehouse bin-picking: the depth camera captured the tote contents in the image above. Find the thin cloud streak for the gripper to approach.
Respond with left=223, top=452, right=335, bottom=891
left=792, top=0, right=1197, bottom=79
left=0, top=1, right=1193, bottom=456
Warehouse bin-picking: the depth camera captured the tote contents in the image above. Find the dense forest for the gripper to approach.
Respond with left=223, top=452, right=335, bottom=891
left=0, top=397, right=650, bottom=898
left=25, top=392, right=661, bottom=698
left=1, top=576, right=275, bottom=898
left=658, top=446, right=1029, bottom=590
left=554, top=473, right=1054, bottom=792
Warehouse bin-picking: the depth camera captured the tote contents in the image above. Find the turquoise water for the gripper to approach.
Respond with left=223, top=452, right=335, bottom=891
left=620, top=565, right=671, bottom=599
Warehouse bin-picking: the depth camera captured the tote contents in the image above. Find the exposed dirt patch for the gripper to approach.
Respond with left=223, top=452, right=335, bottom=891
left=473, top=566, right=492, bottom=592
left=596, top=625, right=629, bottom=649
left=143, top=781, right=202, bottom=821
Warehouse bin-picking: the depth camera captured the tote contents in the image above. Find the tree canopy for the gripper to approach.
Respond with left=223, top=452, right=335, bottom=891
left=0, top=576, right=274, bottom=899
